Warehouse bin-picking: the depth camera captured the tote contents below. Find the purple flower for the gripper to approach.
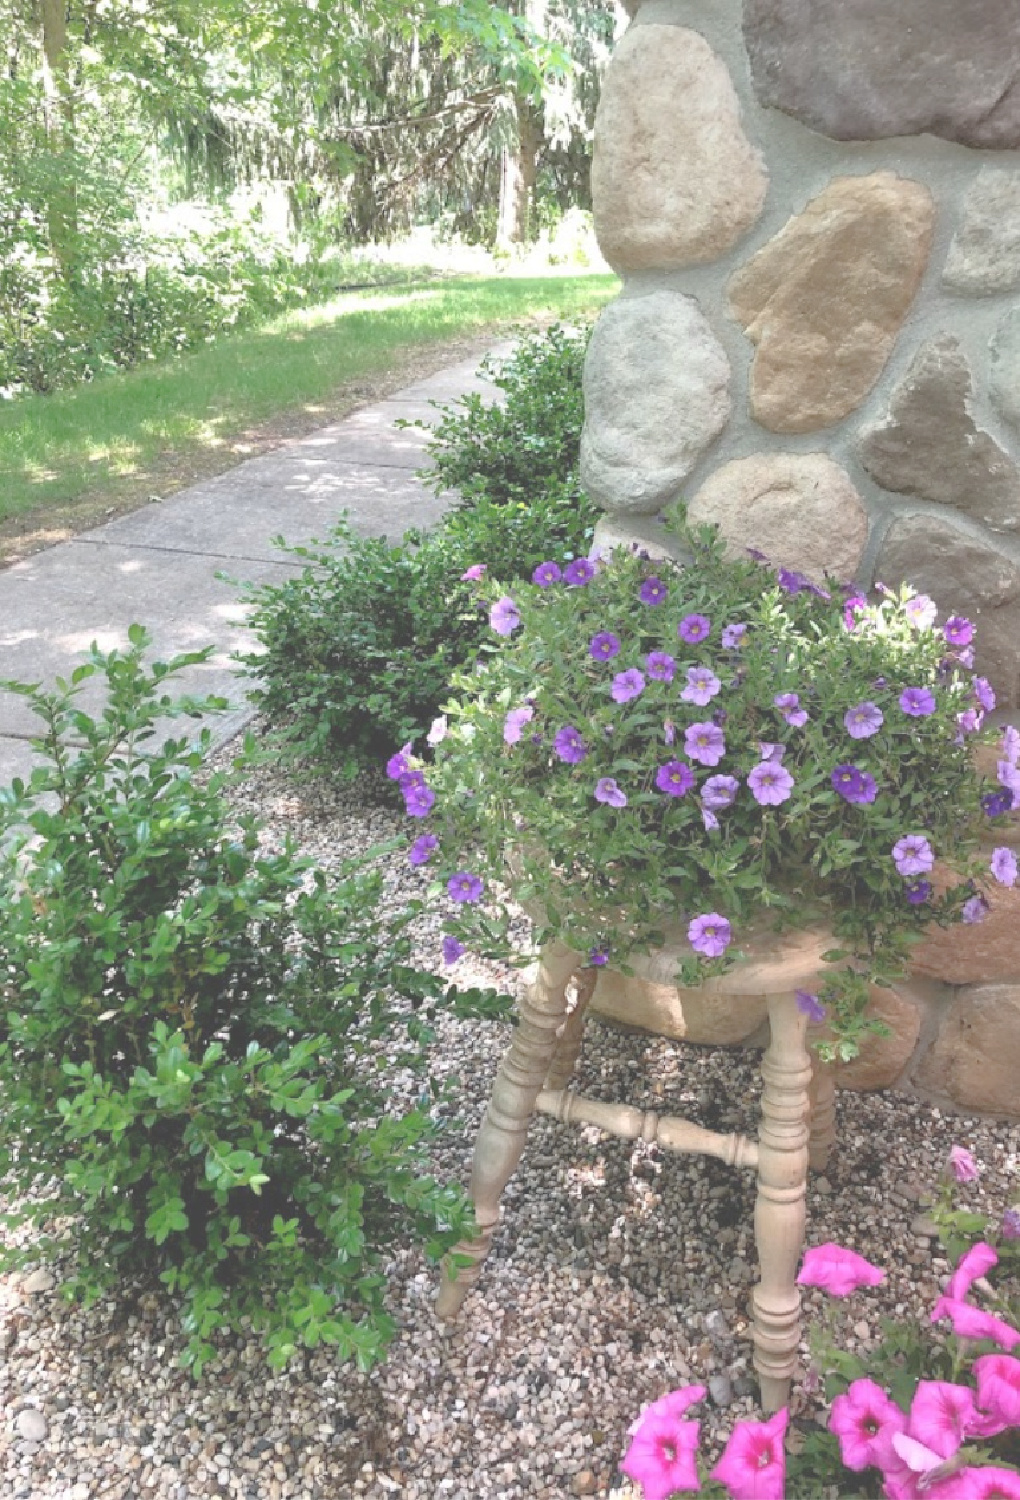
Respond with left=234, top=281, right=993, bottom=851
left=796, top=989, right=826, bottom=1024
left=956, top=708, right=983, bottom=741
left=564, top=558, right=595, bottom=586
left=400, top=768, right=427, bottom=793
left=531, top=560, right=562, bottom=587
left=997, top=761, right=1020, bottom=808
left=701, top=806, right=719, bottom=832
left=447, top=871, right=484, bottom=904
left=702, top=774, right=740, bottom=811
left=746, top=547, right=769, bottom=562
left=747, top=761, right=795, bottom=806
left=427, top=715, right=447, bottom=747
left=442, top=935, right=465, bottom=964
left=553, top=725, right=587, bottom=764
left=656, top=760, right=695, bottom=797
left=589, top=631, right=620, bottom=661
left=777, top=566, right=810, bottom=595
left=611, top=668, right=645, bottom=704
left=663, top=719, right=676, bottom=746
left=831, top=764, right=877, bottom=804
left=944, top=615, right=974, bottom=646
left=403, top=783, right=436, bottom=818
left=843, top=594, right=867, bottom=631
left=681, top=667, right=722, bottom=706
left=646, top=651, right=675, bottom=682
left=957, top=645, right=976, bottom=668
left=688, top=913, right=732, bottom=958
left=991, top=846, right=1018, bottom=887
left=408, top=833, right=439, bottom=866
left=774, top=692, right=808, bottom=728
left=962, top=894, right=989, bottom=924
left=460, top=564, right=486, bottom=582
left=949, top=1145, right=980, bottom=1183
left=588, top=947, right=609, bottom=967
left=899, top=686, right=936, bottom=717
left=1003, top=724, right=1020, bottom=767
left=685, top=722, right=726, bottom=767
left=721, top=622, right=747, bottom=650
left=504, top=705, right=534, bottom=745
left=906, top=880, right=932, bottom=905
left=489, top=596, right=521, bottom=637
left=758, top=742, right=785, bottom=762
left=594, top=777, right=627, bottom=808
left=1003, top=1208, right=1020, bottom=1241
left=677, top=613, right=711, bottom=645
left=386, top=741, right=413, bottom=780
left=844, top=701, right=884, bottom=739
left=639, top=575, right=668, bottom=606
left=904, top=594, right=937, bottom=629
left=891, top=834, right=934, bottom=877
left=974, top=676, right=997, bottom=712
left=984, top=789, right=1014, bottom=817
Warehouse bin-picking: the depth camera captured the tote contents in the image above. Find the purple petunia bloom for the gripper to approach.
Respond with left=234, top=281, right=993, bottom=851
left=685, top=721, right=726, bottom=767
left=1003, top=1208, right=1020, bottom=1241
left=774, top=692, right=808, bottom=728
left=956, top=708, right=984, bottom=741
left=974, top=676, right=997, bottom=712
left=442, top=935, right=465, bottom=964
left=408, top=833, right=439, bottom=866
left=681, top=666, right=722, bottom=706
left=843, top=594, right=867, bottom=631
left=891, top=835, right=934, bottom=877
left=844, top=702, right=884, bottom=739
left=646, top=651, right=675, bottom=682
left=944, top=615, right=974, bottom=646
left=594, top=777, right=627, bottom=808
left=991, top=846, right=1018, bottom=887
left=906, top=880, right=932, bottom=905
left=663, top=719, right=676, bottom=747
left=532, top=560, right=562, bottom=587
left=678, top=613, right=711, bottom=644
left=796, top=989, right=826, bottom=1024
left=688, top=913, right=732, bottom=958
left=899, top=686, right=936, bottom=717
left=639, top=575, right=668, bottom=606
left=758, top=741, right=785, bottom=762
left=777, top=567, right=810, bottom=595
left=721, top=622, right=747, bottom=650
left=590, top=631, right=621, bottom=662
left=460, top=564, right=486, bottom=582
left=701, top=806, right=720, bottom=831
left=489, top=596, right=521, bottom=637
left=904, top=594, right=937, bottom=630
left=588, top=947, right=609, bottom=967
left=957, top=645, right=976, bottom=668
left=747, top=761, right=795, bottom=806
left=997, top=760, right=1020, bottom=809
left=1003, top=724, right=1020, bottom=766
left=504, top=705, right=534, bottom=745
left=448, top=871, right=484, bottom=904
left=831, top=764, right=877, bottom=805
left=386, top=741, right=413, bottom=779
left=962, top=894, right=989, bottom=924
left=702, top=774, right=740, bottom=811
left=746, top=547, right=769, bottom=562
left=554, top=725, right=587, bottom=764
left=399, top=768, right=427, bottom=793
left=611, top=668, right=645, bottom=704
left=656, top=760, right=695, bottom=797
left=984, top=788, right=1014, bottom=817
left=403, top=783, right=436, bottom=818
left=564, top=557, right=595, bottom=586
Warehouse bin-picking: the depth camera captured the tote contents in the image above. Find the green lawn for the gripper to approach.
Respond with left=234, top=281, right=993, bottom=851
left=0, top=273, right=616, bottom=551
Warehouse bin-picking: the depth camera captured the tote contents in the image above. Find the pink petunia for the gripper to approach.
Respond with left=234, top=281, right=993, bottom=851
left=796, top=1243, right=885, bottom=1297
left=620, top=1386, right=705, bottom=1500
left=947, top=1242, right=998, bottom=1303
left=949, top=1145, right=980, bottom=1183
left=972, top=1354, right=1020, bottom=1433
left=828, top=1378, right=906, bottom=1471
left=709, top=1407, right=787, bottom=1500
left=931, top=1297, right=1020, bottom=1352
left=908, top=1381, right=978, bottom=1462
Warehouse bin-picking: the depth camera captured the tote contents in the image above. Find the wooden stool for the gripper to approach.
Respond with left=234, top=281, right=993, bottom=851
left=436, top=929, right=837, bottom=1414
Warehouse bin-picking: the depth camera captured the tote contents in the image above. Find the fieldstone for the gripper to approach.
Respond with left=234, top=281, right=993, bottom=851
left=742, top=0, right=1020, bottom=148
left=859, top=337, right=1020, bottom=536
left=910, top=883, right=1020, bottom=987
left=833, top=984, right=924, bottom=1091
left=21, top=1267, right=55, bottom=1295
left=728, top=173, right=933, bottom=432
left=708, top=1374, right=734, bottom=1408
left=687, top=453, right=868, bottom=586
left=874, top=514, right=1020, bottom=708
left=15, top=1407, right=48, bottom=1442
left=591, top=25, right=767, bottom=273
left=916, top=982, right=1020, bottom=1119
left=990, top=308, right=1020, bottom=430
left=944, top=171, right=1020, bottom=296
left=580, top=291, right=731, bottom=517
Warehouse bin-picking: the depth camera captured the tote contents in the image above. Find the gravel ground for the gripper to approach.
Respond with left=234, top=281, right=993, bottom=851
left=2, top=743, right=1018, bottom=1500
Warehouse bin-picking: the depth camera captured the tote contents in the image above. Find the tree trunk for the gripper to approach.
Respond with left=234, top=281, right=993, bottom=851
left=40, top=0, right=78, bottom=281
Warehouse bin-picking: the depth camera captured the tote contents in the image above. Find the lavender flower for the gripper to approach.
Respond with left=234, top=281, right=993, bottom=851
left=843, top=594, right=867, bottom=631
left=386, top=741, right=413, bottom=779
left=831, top=764, right=877, bottom=804
left=774, top=692, right=808, bottom=728
left=906, top=880, right=932, bottom=905
left=442, top=935, right=465, bottom=964
left=504, top=705, right=534, bottom=745
left=655, top=760, right=695, bottom=797
left=448, top=871, right=484, bottom=904
left=681, top=667, right=722, bottom=706
left=685, top=721, right=726, bottom=767
left=974, top=676, right=997, bottom=712
left=944, top=615, right=974, bottom=647
left=904, top=594, right=937, bottom=630
left=408, top=833, right=439, bottom=866
left=677, top=613, right=711, bottom=644
left=403, top=783, right=436, bottom=818
left=1003, top=724, right=1020, bottom=766
left=962, top=894, right=989, bottom=924
left=554, top=725, right=587, bottom=764
left=595, top=777, right=627, bottom=808
left=844, top=702, right=884, bottom=739
left=747, top=761, right=795, bottom=806
left=957, top=645, right=976, bottom=668
left=688, top=913, right=732, bottom=958
left=701, top=774, right=740, bottom=811
left=956, top=708, right=983, bottom=741
left=646, top=651, right=675, bottom=682
left=590, top=631, right=621, bottom=661
left=997, top=761, right=1020, bottom=809
left=427, top=715, right=447, bottom=747
left=564, top=558, right=595, bottom=586
left=611, top=668, right=646, bottom=704
left=899, top=686, right=936, bottom=717
left=701, top=806, right=720, bottom=831
left=663, top=719, right=676, bottom=747
left=588, top=947, right=609, bottom=968
left=721, top=623, right=747, bottom=650
left=991, top=846, right=1018, bottom=887
left=795, top=989, right=826, bottom=1024
left=984, top=789, right=1014, bottom=817
left=460, top=564, right=486, bottom=582
left=639, top=575, right=668, bottom=606
left=777, top=567, right=810, bottom=595
left=489, top=596, right=521, bottom=637
left=532, top=560, right=562, bottom=587
left=1003, top=1208, right=1020, bottom=1241
left=758, top=742, right=785, bottom=762
left=891, top=835, right=934, bottom=877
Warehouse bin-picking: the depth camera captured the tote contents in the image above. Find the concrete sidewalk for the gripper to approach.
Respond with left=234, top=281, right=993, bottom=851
left=0, top=345, right=509, bottom=788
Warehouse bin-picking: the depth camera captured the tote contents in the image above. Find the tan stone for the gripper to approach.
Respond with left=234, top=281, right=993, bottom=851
left=916, top=983, right=1020, bottom=1119
left=910, top=881, right=1020, bottom=986
left=727, top=172, right=934, bottom=432
left=591, top=25, right=768, bottom=274
left=687, top=453, right=869, bottom=586
left=833, top=985, right=924, bottom=1091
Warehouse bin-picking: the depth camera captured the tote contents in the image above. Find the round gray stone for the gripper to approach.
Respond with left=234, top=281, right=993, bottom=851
left=15, top=1407, right=48, bottom=1443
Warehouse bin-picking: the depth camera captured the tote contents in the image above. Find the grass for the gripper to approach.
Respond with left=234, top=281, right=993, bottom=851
left=0, top=272, right=617, bottom=560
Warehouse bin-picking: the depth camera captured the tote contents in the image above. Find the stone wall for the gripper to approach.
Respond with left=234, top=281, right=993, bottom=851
left=583, top=0, right=1020, bottom=1119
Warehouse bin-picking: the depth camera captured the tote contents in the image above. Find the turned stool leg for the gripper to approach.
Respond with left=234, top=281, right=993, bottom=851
left=436, top=941, right=578, bottom=1321
left=544, top=966, right=597, bottom=1092
left=752, top=991, right=812, bottom=1413
left=807, top=1035, right=836, bottom=1174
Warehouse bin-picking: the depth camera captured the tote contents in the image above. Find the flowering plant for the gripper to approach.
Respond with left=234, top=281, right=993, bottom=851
left=391, top=515, right=1020, bottom=1059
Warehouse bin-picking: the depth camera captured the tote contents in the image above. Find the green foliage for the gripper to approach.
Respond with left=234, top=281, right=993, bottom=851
left=0, top=630, right=508, bottom=1375
left=239, top=323, right=597, bottom=780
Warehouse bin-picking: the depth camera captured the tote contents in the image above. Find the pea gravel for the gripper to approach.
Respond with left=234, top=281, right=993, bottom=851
left=2, top=741, right=1017, bottom=1500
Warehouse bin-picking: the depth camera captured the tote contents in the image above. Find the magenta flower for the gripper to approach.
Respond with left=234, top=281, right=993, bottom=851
left=460, top=564, right=486, bottom=582
left=796, top=1243, right=885, bottom=1297
left=963, top=894, right=990, bottom=924
left=709, top=1408, right=787, bottom=1500
left=685, top=721, right=726, bottom=767
left=489, top=596, right=520, bottom=636
left=639, top=575, right=668, bottom=606
left=747, top=761, right=795, bottom=806
left=931, top=1297, right=1020, bottom=1351
left=656, top=760, right=695, bottom=797
left=504, top=705, right=534, bottom=745
left=678, top=613, right=711, bottom=644
left=973, top=1355, right=1020, bottom=1432
left=845, top=701, right=884, bottom=739
left=702, top=774, right=739, bottom=811
left=944, top=615, right=974, bottom=646
left=590, top=631, right=621, bottom=661
left=554, top=725, right=587, bottom=764
left=892, top=835, right=934, bottom=877
left=831, top=764, right=878, bottom=805
left=647, top=651, right=676, bottom=682
left=904, top=594, right=937, bottom=630
left=774, top=692, right=808, bottom=728
left=1004, top=1208, right=1020, bottom=1240
left=844, top=594, right=867, bottom=631
left=900, top=686, right=937, bottom=717
left=386, top=741, right=414, bottom=779
left=682, top=666, right=722, bottom=706
left=947, top=1242, right=997, bottom=1302
left=688, top=913, right=732, bottom=958
left=404, top=783, right=436, bottom=818
left=721, top=622, right=747, bottom=649
left=1003, top=724, right=1020, bottom=766
left=532, top=560, right=561, bottom=587
left=949, top=1145, right=980, bottom=1184
left=964, top=1470, right=1020, bottom=1499
left=829, top=1379, right=906, bottom=1472
left=991, top=846, right=1018, bottom=887
left=564, top=557, right=595, bottom=586
left=975, top=676, right=997, bottom=712
left=795, top=989, right=826, bottom=1024
left=905, top=1381, right=977, bottom=1465
left=611, top=668, right=645, bottom=704
left=447, top=871, right=484, bottom=904
left=620, top=1386, right=705, bottom=1500
left=595, top=777, right=627, bottom=808
left=442, top=935, right=465, bottom=964
left=408, top=833, right=439, bottom=866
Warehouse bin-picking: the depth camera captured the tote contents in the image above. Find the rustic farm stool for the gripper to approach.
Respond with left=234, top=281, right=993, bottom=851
left=436, top=927, right=837, bottom=1413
